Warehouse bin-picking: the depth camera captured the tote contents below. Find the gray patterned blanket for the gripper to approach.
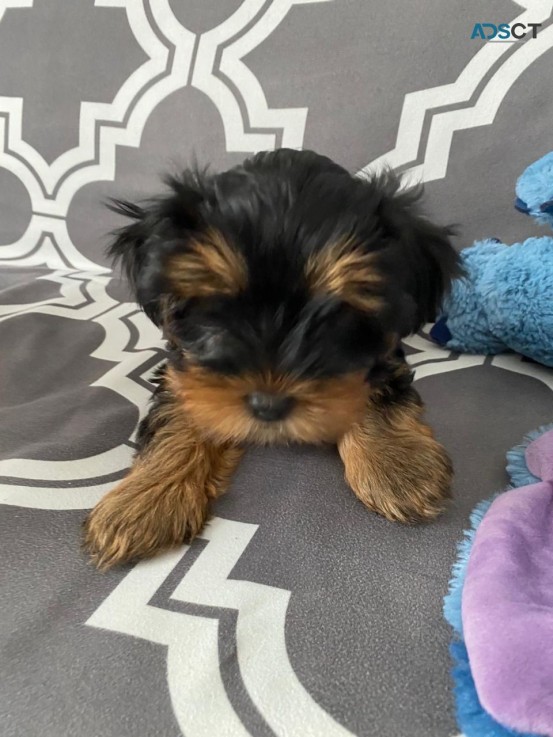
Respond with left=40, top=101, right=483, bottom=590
left=2, top=2, right=553, bottom=736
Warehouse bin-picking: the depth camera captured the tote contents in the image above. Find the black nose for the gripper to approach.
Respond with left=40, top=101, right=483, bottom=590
left=246, top=392, right=295, bottom=422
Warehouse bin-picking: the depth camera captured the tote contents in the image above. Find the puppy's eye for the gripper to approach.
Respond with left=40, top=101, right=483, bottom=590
left=181, top=328, right=224, bottom=357
left=181, top=327, right=243, bottom=374
left=195, top=331, right=225, bottom=356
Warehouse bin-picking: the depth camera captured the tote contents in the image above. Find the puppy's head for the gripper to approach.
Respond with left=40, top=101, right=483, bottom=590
left=109, top=150, right=460, bottom=444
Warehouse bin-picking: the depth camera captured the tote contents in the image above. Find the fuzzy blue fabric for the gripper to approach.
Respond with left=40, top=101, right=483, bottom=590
left=444, top=498, right=494, bottom=639
left=450, top=642, right=533, bottom=737
left=431, top=152, right=553, bottom=366
left=442, top=426, right=553, bottom=737
left=449, top=640, right=539, bottom=737
left=435, top=237, right=553, bottom=366
left=515, top=152, right=553, bottom=226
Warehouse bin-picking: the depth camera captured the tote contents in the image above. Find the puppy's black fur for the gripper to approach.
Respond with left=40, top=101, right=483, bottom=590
left=109, top=149, right=459, bottom=403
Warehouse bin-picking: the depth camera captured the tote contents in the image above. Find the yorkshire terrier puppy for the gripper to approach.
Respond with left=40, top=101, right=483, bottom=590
left=84, top=149, right=460, bottom=569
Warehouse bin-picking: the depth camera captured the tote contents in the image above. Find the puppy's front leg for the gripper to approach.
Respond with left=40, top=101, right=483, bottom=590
left=338, top=387, right=452, bottom=523
left=84, top=402, right=243, bottom=570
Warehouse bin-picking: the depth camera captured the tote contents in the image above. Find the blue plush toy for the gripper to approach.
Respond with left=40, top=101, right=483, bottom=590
left=430, top=153, right=553, bottom=367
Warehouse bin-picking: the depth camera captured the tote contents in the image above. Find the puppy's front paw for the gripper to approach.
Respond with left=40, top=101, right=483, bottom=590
left=340, top=427, right=453, bottom=524
left=83, top=475, right=208, bottom=570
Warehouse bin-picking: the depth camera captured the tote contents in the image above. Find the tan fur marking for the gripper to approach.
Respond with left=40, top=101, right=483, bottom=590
left=306, top=237, right=384, bottom=311
left=169, top=228, right=247, bottom=299
left=338, top=393, right=453, bottom=523
left=168, top=365, right=370, bottom=446
left=83, top=403, right=243, bottom=569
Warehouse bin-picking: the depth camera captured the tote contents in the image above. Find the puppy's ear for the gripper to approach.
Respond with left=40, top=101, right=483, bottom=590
left=370, top=170, right=461, bottom=333
left=106, top=174, right=205, bottom=324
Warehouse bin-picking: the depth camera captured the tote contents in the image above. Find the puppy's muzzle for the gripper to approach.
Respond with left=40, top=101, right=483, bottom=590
left=246, top=392, right=296, bottom=422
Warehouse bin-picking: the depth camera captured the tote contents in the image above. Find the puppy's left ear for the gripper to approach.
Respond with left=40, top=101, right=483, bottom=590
left=370, top=171, right=461, bottom=333
left=106, top=173, right=205, bottom=325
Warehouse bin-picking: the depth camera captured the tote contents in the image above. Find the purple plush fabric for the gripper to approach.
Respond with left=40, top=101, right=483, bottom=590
left=462, top=430, right=553, bottom=736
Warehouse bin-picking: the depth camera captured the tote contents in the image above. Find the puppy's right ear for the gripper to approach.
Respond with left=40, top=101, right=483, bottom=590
left=106, top=174, right=204, bottom=325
